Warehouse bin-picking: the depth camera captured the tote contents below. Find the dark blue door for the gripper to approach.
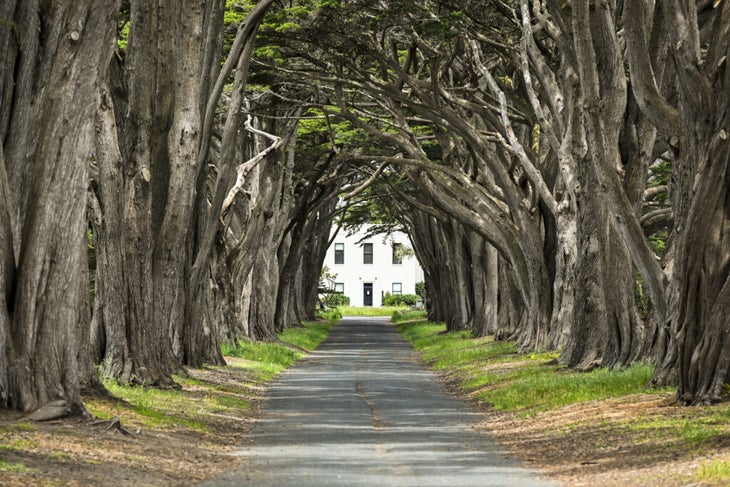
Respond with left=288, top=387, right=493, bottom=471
left=363, top=283, right=373, bottom=306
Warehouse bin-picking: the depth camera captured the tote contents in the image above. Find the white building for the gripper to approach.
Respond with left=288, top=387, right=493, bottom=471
left=323, top=224, right=424, bottom=307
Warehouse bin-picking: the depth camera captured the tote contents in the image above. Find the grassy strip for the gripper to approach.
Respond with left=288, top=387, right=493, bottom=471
left=85, top=317, right=340, bottom=432
left=391, top=309, right=427, bottom=323
left=397, top=318, right=665, bottom=415
left=280, top=317, right=339, bottom=351
left=338, top=305, right=409, bottom=317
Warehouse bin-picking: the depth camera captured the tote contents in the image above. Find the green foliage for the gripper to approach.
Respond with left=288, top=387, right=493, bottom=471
left=415, top=281, right=426, bottom=299
left=412, top=9, right=466, bottom=39
left=316, top=307, right=343, bottom=321
left=117, top=22, right=129, bottom=51
left=326, top=293, right=350, bottom=307
left=115, top=6, right=130, bottom=51
left=649, top=231, right=668, bottom=255
left=382, top=292, right=418, bottom=307
left=649, top=159, right=671, bottom=187
left=296, top=108, right=371, bottom=158
left=319, top=265, right=349, bottom=308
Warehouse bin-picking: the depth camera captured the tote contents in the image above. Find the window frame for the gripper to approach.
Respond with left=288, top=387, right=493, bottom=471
left=334, top=242, right=344, bottom=265
left=392, top=282, right=402, bottom=295
left=363, top=242, right=373, bottom=264
left=392, top=242, right=403, bottom=265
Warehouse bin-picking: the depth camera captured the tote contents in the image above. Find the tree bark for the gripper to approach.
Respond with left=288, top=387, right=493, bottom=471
left=660, top=0, right=730, bottom=404
left=0, top=0, right=118, bottom=411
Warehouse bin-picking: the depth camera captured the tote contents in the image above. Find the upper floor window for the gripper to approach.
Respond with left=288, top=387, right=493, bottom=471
left=392, top=243, right=403, bottom=264
left=334, top=243, right=344, bottom=264
left=363, top=243, right=373, bottom=264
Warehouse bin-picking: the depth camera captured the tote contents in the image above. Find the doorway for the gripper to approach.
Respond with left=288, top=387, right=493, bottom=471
left=363, top=283, right=373, bottom=306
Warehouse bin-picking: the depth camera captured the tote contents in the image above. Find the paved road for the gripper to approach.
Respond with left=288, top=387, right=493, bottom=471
left=202, top=317, right=556, bottom=486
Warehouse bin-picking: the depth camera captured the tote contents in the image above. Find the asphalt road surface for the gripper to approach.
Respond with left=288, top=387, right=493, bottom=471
left=202, top=317, right=556, bottom=486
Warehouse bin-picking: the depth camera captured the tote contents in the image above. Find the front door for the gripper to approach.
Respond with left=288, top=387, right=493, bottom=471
left=363, top=283, right=373, bottom=306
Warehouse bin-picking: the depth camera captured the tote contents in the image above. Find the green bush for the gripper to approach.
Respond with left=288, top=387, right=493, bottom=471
left=325, top=293, right=350, bottom=307
left=382, top=292, right=418, bottom=306
left=415, top=281, right=426, bottom=299
left=316, top=307, right=342, bottom=321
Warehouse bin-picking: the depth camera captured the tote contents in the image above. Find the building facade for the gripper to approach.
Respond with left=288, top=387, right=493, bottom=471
left=323, top=224, right=424, bottom=307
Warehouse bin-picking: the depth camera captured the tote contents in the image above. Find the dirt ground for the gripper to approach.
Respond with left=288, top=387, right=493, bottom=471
left=1, top=361, right=729, bottom=486
left=480, top=393, right=730, bottom=486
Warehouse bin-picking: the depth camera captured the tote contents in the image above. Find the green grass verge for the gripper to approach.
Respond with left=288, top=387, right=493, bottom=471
left=221, top=341, right=303, bottom=381
left=338, top=305, right=408, bottom=317
left=315, top=307, right=343, bottom=322
left=279, top=319, right=338, bottom=351
left=391, top=309, right=427, bottom=323
left=222, top=318, right=338, bottom=380
left=86, top=317, right=340, bottom=432
left=397, top=319, right=666, bottom=416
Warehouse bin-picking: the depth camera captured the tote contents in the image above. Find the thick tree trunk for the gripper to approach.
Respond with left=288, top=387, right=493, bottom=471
left=561, top=176, right=647, bottom=370
left=467, top=234, right=498, bottom=337
left=98, top=0, right=241, bottom=384
left=646, top=1, right=730, bottom=404
left=301, top=202, right=337, bottom=321
left=1, top=144, right=14, bottom=404
left=248, top=247, right=279, bottom=341
left=156, top=0, right=206, bottom=366
left=672, top=131, right=730, bottom=403
left=91, top=83, right=132, bottom=381
left=560, top=1, right=657, bottom=370
left=0, top=0, right=117, bottom=412
left=496, top=256, right=526, bottom=341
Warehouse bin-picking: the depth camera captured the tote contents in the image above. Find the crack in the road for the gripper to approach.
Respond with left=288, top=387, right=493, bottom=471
left=355, top=379, right=387, bottom=430
left=355, top=378, right=389, bottom=455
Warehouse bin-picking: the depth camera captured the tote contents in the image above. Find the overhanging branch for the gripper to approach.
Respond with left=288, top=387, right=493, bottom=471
left=221, top=115, right=283, bottom=216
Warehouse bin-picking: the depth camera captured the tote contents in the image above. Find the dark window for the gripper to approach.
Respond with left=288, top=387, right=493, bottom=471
left=334, top=243, right=344, bottom=264
left=363, top=243, right=373, bottom=264
left=392, top=282, right=402, bottom=295
left=392, top=243, right=403, bottom=264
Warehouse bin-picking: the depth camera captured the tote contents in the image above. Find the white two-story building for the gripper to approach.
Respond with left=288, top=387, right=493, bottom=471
left=323, top=224, right=424, bottom=307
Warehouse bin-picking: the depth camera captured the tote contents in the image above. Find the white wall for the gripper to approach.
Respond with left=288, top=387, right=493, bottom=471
left=323, top=224, right=424, bottom=307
